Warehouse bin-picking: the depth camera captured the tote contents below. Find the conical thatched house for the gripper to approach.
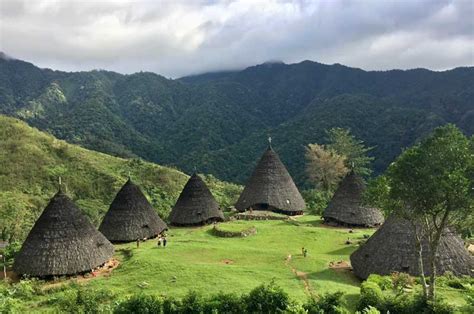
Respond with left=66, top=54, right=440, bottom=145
left=350, top=216, right=474, bottom=279
left=99, top=179, right=167, bottom=242
left=14, top=191, right=114, bottom=277
left=323, top=171, right=384, bottom=227
left=235, top=146, right=305, bottom=215
left=168, top=173, right=224, bottom=226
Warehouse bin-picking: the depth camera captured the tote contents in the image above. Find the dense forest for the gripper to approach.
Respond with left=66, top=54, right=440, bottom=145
left=1, top=53, right=473, bottom=186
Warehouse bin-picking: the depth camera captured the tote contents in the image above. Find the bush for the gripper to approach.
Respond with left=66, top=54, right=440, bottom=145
left=390, top=272, right=414, bottom=294
left=204, top=293, right=245, bottom=314
left=114, top=294, right=163, bottom=314
left=357, top=281, right=384, bottom=311
left=357, top=306, right=380, bottom=314
left=180, top=290, right=204, bottom=313
left=54, top=287, right=113, bottom=313
left=244, top=281, right=290, bottom=313
left=303, top=291, right=348, bottom=314
left=162, top=296, right=181, bottom=314
left=366, top=274, right=392, bottom=291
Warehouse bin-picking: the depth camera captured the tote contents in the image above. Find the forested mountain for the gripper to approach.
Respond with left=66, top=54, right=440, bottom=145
left=0, top=115, right=240, bottom=242
left=1, top=53, right=473, bottom=186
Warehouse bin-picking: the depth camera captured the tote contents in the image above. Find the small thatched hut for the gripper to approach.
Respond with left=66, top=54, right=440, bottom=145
left=14, top=191, right=114, bottom=277
left=99, top=179, right=167, bottom=242
left=350, top=216, right=474, bottom=279
left=168, top=173, right=224, bottom=226
left=323, top=171, right=384, bottom=227
left=235, top=146, right=305, bottom=215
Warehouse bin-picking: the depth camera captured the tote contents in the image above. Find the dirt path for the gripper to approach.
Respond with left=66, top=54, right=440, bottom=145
left=284, top=255, right=314, bottom=296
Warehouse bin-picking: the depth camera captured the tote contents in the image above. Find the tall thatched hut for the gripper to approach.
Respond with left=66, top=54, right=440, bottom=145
left=350, top=216, right=474, bottom=279
left=323, top=171, right=384, bottom=227
left=168, top=173, right=224, bottom=226
left=235, top=146, right=305, bottom=215
left=14, top=191, right=114, bottom=277
left=99, top=179, right=167, bottom=242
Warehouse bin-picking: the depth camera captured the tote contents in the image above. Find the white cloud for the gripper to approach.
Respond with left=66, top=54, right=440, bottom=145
left=0, top=0, right=472, bottom=77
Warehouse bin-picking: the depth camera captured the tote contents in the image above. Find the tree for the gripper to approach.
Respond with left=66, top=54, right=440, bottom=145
left=326, top=128, right=374, bottom=176
left=384, top=124, right=473, bottom=301
left=305, top=143, right=348, bottom=192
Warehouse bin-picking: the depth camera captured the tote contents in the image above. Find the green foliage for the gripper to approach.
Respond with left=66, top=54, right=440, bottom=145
left=301, top=189, right=332, bottom=215
left=114, top=294, right=163, bottom=314
left=2, top=57, right=473, bottom=188
left=51, top=286, right=114, bottom=314
left=326, top=128, right=374, bottom=177
left=244, top=281, right=290, bottom=313
left=366, top=274, right=392, bottom=291
left=357, top=306, right=380, bottom=314
left=303, top=291, right=349, bottom=314
left=391, top=272, right=415, bottom=295
left=358, top=281, right=384, bottom=311
left=0, top=115, right=241, bottom=243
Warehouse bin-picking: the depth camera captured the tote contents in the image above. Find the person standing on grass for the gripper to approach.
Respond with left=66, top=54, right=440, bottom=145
left=163, top=236, right=167, bottom=248
left=157, top=235, right=162, bottom=247
left=136, top=238, right=140, bottom=248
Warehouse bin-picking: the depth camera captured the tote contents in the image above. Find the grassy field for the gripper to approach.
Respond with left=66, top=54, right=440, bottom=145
left=3, top=214, right=470, bottom=312
left=22, top=215, right=369, bottom=312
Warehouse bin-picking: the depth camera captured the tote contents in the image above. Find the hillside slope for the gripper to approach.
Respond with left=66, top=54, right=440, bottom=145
left=0, top=115, right=241, bottom=242
left=1, top=55, right=473, bottom=185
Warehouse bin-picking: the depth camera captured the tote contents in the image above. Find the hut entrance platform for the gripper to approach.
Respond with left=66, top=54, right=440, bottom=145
left=234, top=210, right=295, bottom=221
left=323, top=217, right=382, bottom=228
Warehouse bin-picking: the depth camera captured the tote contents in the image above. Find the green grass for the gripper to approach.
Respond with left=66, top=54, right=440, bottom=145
left=3, top=215, right=470, bottom=312
left=22, top=215, right=368, bottom=312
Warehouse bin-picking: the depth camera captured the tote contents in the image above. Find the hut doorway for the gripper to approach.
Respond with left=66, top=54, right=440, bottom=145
left=253, top=203, right=269, bottom=210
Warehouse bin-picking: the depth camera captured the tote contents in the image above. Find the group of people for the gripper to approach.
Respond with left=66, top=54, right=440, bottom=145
left=157, top=233, right=167, bottom=248
left=135, top=233, right=168, bottom=248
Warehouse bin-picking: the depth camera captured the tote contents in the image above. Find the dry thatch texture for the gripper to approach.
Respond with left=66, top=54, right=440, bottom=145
left=168, top=174, right=224, bottom=226
left=14, top=191, right=114, bottom=277
left=235, top=147, right=305, bottom=215
left=99, top=179, right=167, bottom=242
left=323, top=171, right=384, bottom=227
left=350, top=215, right=474, bottom=279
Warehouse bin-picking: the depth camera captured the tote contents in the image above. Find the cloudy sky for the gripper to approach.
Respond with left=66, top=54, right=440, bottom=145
left=1, top=0, right=473, bottom=77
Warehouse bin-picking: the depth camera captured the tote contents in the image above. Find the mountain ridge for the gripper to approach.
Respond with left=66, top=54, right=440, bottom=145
left=1, top=54, right=473, bottom=186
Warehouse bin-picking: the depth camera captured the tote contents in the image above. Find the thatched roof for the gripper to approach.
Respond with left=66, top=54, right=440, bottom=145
left=168, top=174, right=224, bottom=226
left=350, top=215, right=474, bottom=279
left=323, top=171, right=384, bottom=227
left=235, top=146, right=305, bottom=215
left=99, top=179, right=167, bottom=242
left=14, top=191, right=114, bottom=277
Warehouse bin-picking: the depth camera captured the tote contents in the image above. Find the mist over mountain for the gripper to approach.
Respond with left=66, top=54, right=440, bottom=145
left=1, top=55, right=473, bottom=186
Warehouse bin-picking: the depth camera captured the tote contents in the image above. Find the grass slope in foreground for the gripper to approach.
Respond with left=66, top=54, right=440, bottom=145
left=0, top=115, right=241, bottom=242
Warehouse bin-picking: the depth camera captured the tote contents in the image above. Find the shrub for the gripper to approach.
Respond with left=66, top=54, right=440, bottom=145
left=114, top=294, right=163, bottom=314
left=0, top=296, right=22, bottom=314
left=244, top=281, right=290, bottom=313
left=54, top=287, right=113, bottom=313
left=390, top=272, right=414, bottom=295
left=357, top=281, right=384, bottom=311
left=162, top=296, right=181, bottom=314
left=204, top=293, right=245, bottom=314
left=357, top=306, right=381, bottom=314
left=366, top=274, right=392, bottom=291
left=304, top=291, right=348, bottom=314
left=180, top=290, right=205, bottom=314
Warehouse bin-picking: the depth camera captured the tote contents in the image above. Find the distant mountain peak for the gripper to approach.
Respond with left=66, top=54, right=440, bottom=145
left=0, top=51, right=15, bottom=61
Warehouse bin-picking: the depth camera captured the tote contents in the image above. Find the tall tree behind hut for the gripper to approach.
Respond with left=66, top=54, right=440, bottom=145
left=304, top=128, right=374, bottom=214
left=326, top=128, right=374, bottom=177
left=305, top=144, right=348, bottom=192
left=369, top=124, right=473, bottom=302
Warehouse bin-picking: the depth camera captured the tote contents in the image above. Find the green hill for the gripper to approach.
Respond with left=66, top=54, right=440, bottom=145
left=0, top=115, right=241, bottom=243
left=1, top=55, right=473, bottom=186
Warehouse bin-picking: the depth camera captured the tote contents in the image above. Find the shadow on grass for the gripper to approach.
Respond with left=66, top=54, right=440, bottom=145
left=306, top=268, right=361, bottom=288
left=116, top=248, right=134, bottom=262
left=326, top=245, right=359, bottom=255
